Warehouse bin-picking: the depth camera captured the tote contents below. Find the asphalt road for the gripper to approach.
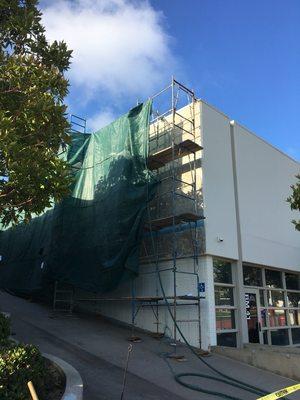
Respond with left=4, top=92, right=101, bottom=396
left=1, top=291, right=298, bottom=400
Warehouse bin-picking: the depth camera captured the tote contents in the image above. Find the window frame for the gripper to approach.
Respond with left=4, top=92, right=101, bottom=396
left=213, top=258, right=238, bottom=339
left=243, top=264, right=300, bottom=346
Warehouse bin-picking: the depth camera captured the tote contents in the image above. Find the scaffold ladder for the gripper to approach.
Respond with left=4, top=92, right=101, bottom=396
left=53, top=281, right=74, bottom=313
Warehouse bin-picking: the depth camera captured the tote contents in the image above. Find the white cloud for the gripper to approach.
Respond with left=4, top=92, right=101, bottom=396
left=87, top=108, right=116, bottom=131
left=42, top=0, right=175, bottom=100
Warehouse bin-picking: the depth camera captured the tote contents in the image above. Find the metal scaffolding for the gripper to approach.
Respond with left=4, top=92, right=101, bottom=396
left=136, top=77, right=204, bottom=347
left=60, top=79, right=205, bottom=348
left=70, top=114, right=86, bottom=134
left=52, top=113, right=87, bottom=313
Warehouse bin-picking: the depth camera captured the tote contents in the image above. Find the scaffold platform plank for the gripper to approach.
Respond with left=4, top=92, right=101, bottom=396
left=147, top=139, right=203, bottom=170
left=78, top=295, right=204, bottom=302
left=145, top=212, right=204, bottom=231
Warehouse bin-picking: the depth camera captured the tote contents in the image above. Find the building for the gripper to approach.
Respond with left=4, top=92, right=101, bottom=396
left=73, top=80, right=300, bottom=349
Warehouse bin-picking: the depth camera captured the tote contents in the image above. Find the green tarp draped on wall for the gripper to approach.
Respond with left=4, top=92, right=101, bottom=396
left=0, top=101, right=156, bottom=295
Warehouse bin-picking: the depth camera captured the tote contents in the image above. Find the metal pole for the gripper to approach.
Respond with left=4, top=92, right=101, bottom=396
left=53, top=281, right=57, bottom=311
left=171, top=77, right=178, bottom=345
left=155, top=233, right=160, bottom=334
left=120, top=344, right=133, bottom=400
left=196, top=273, right=202, bottom=349
left=191, top=93, right=201, bottom=348
left=131, top=278, right=136, bottom=337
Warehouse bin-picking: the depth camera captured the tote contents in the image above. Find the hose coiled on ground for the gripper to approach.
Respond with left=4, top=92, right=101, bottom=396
left=156, top=269, right=272, bottom=400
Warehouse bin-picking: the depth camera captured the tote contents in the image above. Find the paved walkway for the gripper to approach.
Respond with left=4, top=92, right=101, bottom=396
left=0, top=290, right=298, bottom=400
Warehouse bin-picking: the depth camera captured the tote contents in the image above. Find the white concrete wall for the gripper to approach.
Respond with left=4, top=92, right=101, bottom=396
left=198, top=255, right=217, bottom=349
left=200, top=101, right=239, bottom=259
left=201, top=99, right=300, bottom=271
left=76, top=257, right=204, bottom=348
left=233, top=123, right=300, bottom=271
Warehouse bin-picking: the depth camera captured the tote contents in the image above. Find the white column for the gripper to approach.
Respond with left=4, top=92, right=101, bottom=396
left=230, top=121, right=249, bottom=346
left=233, top=260, right=249, bottom=346
left=198, top=255, right=216, bottom=350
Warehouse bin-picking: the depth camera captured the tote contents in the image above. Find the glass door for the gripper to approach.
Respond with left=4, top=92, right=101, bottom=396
left=244, top=289, right=263, bottom=343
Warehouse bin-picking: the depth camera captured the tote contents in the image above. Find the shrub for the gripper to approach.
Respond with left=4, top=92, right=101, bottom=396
left=0, top=313, right=10, bottom=345
left=0, top=344, right=45, bottom=400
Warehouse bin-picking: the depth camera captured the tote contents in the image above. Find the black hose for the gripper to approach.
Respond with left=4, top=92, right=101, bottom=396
left=145, top=191, right=273, bottom=399
left=156, top=269, right=271, bottom=399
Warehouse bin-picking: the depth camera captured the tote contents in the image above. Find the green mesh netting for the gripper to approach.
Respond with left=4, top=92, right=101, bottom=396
left=0, top=100, right=156, bottom=295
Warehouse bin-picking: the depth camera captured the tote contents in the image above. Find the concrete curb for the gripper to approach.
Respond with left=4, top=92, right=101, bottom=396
left=2, top=310, right=83, bottom=399
left=212, top=345, right=300, bottom=382
left=44, top=353, right=83, bottom=400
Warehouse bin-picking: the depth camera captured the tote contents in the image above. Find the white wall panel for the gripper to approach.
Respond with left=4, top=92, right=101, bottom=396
left=76, top=258, right=203, bottom=348
left=201, top=101, right=239, bottom=259
left=234, top=124, right=300, bottom=270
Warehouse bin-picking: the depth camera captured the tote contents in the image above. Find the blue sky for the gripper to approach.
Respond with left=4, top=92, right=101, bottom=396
left=42, top=0, right=300, bottom=161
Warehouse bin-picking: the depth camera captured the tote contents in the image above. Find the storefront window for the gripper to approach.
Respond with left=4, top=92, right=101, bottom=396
left=217, top=332, right=237, bottom=347
left=291, top=328, right=300, bottom=344
left=285, top=273, right=300, bottom=291
left=213, top=259, right=232, bottom=284
left=214, top=258, right=237, bottom=347
left=216, top=309, right=236, bottom=330
left=243, top=267, right=300, bottom=346
left=289, top=310, right=300, bottom=326
left=287, top=292, right=300, bottom=308
left=265, top=269, right=282, bottom=288
left=268, top=309, right=287, bottom=327
left=243, top=265, right=262, bottom=287
left=271, top=329, right=289, bottom=345
left=215, top=287, right=234, bottom=306
left=263, top=331, right=268, bottom=344
left=267, top=290, right=285, bottom=307
left=259, top=290, right=265, bottom=306
left=261, top=309, right=267, bottom=327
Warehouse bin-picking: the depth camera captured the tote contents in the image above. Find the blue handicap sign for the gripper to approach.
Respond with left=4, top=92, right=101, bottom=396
left=198, top=282, right=205, bottom=293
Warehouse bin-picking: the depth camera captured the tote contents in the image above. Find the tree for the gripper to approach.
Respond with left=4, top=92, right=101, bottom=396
left=287, top=174, right=300, bottom=231
left=0, top=0, right=73, bottom=226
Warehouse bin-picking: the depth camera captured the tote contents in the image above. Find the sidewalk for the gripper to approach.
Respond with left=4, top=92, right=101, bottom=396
left=0, top=290, right=298, bottom=400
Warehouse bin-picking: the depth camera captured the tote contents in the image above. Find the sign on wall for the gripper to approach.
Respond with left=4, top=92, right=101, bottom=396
left=198, top=282, right=205, bottom=293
